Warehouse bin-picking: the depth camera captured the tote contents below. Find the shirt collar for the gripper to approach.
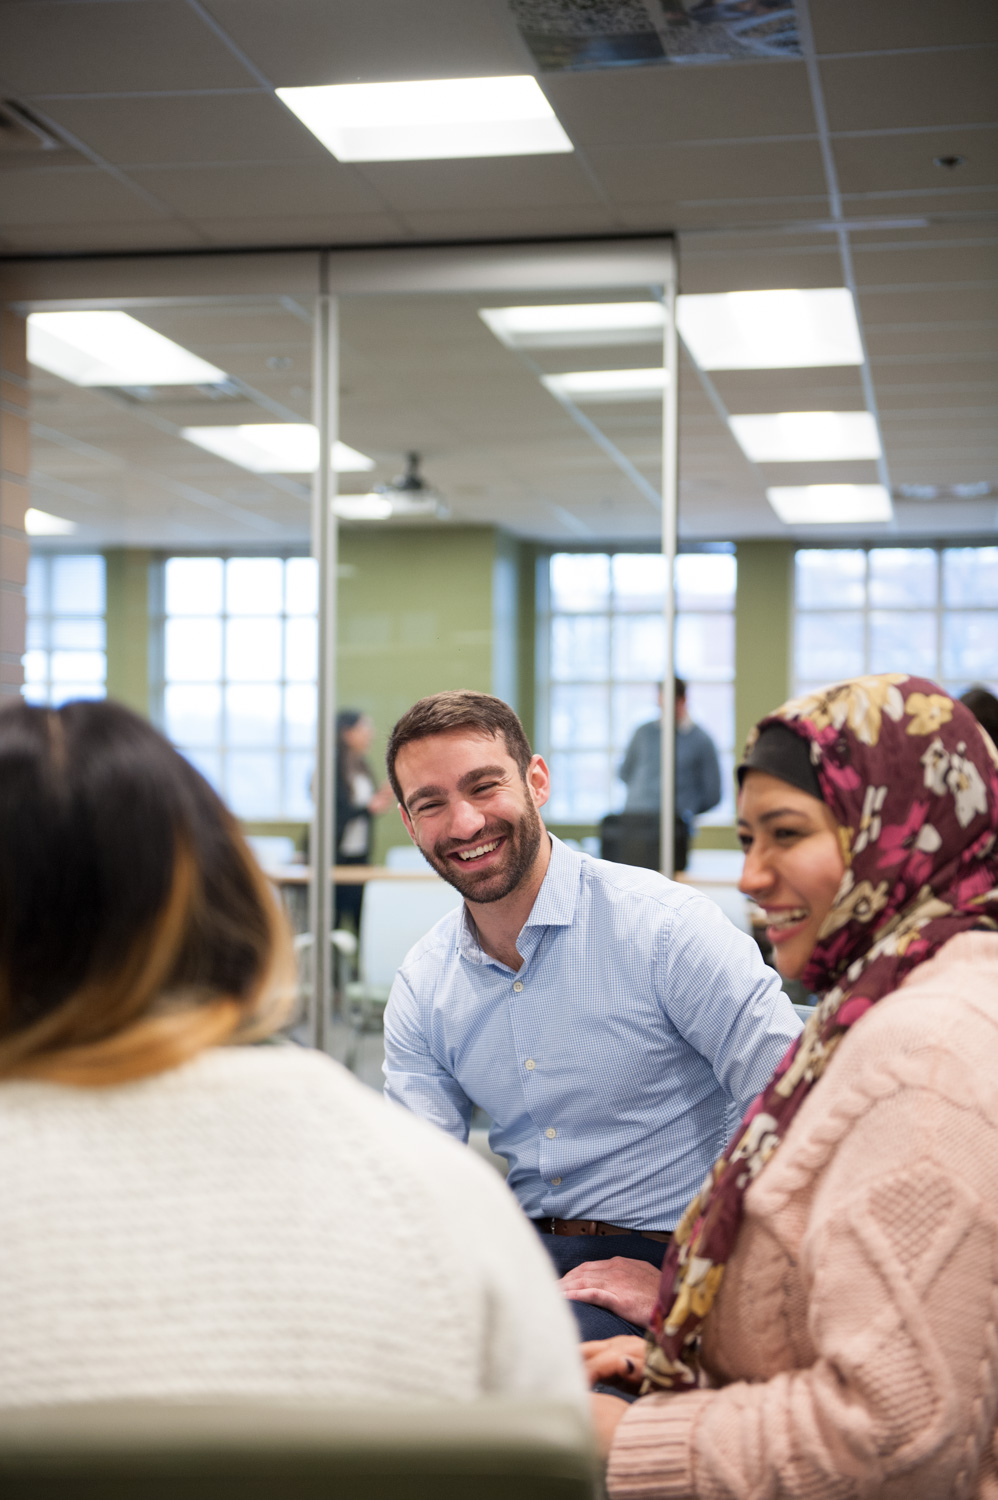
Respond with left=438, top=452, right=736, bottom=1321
left=455, top=833, right=582, bottom=964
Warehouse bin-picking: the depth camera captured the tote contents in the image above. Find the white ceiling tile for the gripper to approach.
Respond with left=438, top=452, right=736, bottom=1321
left=583, top=139, right=828, bottom=206
left=2, top=1, right=257, bottom=94
left=39, top=93, right=330, bottom=168
left=833, top=128, right=998, bottom=196
left=356, top=154, right=604, bottom=213
left=0, top=166, right=168, bottom=226
left=125, top=160, right=386, bottom=218
left=821, top=51, right=998, bottom=133
left=811, top=0, right=998, bottom=54
left=198, top=0, right=530, bottom=88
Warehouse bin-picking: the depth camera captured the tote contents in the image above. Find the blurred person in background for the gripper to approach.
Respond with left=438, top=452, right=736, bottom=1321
left=961, top=684, right=998, bottom=750
left=582, top=675, right=998, bottom=1500
left=0, top=699, right=587, bottom=1413
left=335, top=708, right=394, bottom=931
left=612, top=678, right=721, bottom=873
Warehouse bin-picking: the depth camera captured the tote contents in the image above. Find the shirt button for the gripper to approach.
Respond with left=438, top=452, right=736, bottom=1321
left=545, top=1127, right=557, bottom=1139
left=513, top=981, right=524, bottom=992
left=551, top=1176, right=562, bottom=1185
left=525, top=1059, right=536, bottom=1071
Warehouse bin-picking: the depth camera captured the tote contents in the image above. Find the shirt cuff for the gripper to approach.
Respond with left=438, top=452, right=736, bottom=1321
left=606, top=1389, right=714, bottom=1500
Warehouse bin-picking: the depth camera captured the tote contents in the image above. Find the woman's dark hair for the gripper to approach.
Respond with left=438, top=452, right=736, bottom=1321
left=960, top=686, right=998, bottom=751
left=0, top=698, right=292, bottom=1085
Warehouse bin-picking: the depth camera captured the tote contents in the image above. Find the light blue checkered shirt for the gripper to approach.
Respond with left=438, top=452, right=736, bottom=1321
left=383, top=836, right=801, bottom=1231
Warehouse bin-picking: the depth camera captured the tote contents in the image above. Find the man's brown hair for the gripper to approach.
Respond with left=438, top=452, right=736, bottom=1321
left=386, top=691, right=533, bottom=806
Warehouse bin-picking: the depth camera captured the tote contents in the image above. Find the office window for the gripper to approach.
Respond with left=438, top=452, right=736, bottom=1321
left=794, top=546, right=998, bottom=698
left=540, top=550, right=736, bottom=824
left=23, top=553, right=107, bottom=705
left=160, top=556, right=317, bottom=820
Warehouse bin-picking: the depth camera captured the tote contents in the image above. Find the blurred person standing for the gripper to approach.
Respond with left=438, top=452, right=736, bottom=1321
left=335, top=708, right=394, bottom=931
left=614, top=678, right=721, bottom=873
left=0, top=699, right=587, bottom=1414
left=961, top=684, right=998, bottom=749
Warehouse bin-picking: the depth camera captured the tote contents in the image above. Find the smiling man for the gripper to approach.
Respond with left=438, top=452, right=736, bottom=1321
left=382, top=691, right=802, bottom=1343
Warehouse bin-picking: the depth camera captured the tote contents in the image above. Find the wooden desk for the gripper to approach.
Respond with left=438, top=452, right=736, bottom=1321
left=263, top=865, right=444, bottom=886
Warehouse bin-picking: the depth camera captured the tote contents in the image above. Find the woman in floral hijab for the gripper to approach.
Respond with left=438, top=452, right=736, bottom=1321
left=587, top=674, right=998, bottom=1500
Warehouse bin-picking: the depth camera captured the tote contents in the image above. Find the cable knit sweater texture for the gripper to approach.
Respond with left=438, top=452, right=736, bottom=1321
left=0, top=1043, right=587, bottom=1412
left=608, top=932, right=998, bottom=1500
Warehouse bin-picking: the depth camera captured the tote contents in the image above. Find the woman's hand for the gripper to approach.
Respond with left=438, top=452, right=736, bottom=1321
left=580, top=1334, right=647, bottom=1389
left=559, top=1255, right=662, bottom=1326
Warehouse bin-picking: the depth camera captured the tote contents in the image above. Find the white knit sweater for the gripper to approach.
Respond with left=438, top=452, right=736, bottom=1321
left=0, top=1043, right=587, bottom=1411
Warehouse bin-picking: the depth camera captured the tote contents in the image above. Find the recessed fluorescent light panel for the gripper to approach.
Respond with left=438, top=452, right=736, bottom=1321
left=181, top=425, right=374, bottom=474
left=677, top=289, right=863, bottom=370
left=767, top=485, right=894, bottom=525
left=276, top=76, right=572, bottom=162
left=729, top=411, right=881, bottom=463
left=25, top=507, right=77, bottom=536
left=334, top=494, right=394, bottom=521
left=542, top=368, right=666, bottom=402
left=480, top=302, right=665, bottom=349
left=28, top=311, right=226, bottom=387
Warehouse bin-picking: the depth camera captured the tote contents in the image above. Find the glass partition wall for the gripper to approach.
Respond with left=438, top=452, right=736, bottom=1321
left=13, top=239, right=678, bottom=1057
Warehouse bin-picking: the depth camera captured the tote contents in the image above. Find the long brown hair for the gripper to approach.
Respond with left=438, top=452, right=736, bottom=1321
left=0, top=699, right=295, bottom=1086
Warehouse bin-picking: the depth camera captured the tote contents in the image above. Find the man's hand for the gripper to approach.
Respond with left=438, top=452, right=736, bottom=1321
left=559, top=1255, right=662, bottom=1327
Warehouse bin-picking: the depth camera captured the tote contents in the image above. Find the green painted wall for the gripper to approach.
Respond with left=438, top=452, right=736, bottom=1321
left=734, top=540, right=794, bottom=754
left=104, top=548, right=151, bottom=715
left=337, top=525, right=519, bottom=861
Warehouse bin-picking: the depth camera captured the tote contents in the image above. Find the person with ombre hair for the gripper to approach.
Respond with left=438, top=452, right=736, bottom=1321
left=582, top=675, right=998, bottom=1499
left=0, top=699, right=587, bottom=1413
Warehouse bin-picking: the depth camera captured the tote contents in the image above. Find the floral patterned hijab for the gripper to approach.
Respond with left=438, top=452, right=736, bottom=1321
left=643, top=674, right=998, bottom=1393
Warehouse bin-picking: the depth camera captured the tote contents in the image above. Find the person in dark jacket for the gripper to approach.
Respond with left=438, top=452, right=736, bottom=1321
left=335, top=710, right=393, bottom=932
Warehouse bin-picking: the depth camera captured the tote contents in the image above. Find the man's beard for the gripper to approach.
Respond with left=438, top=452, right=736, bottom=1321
left=422, top=796, right=545, bottom=904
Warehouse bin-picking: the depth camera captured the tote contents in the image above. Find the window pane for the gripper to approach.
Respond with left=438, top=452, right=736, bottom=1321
left=285, top=752, right=314, bottom=820
left=869, top=611, right=937, bottom=676
left=550, top=684, right=609, bottom=749
left=613, top=614, right=666, bottom=680
left=165, top=617, right=222, bottom=682
left=285, top=616, right=318, bottom=682
left=685, top=682, right=735, bottom=753
left=50, top=617, right=105, bottom=649
left=675, top=613, right=734, bottom=682
left=868, top=549, right=937, bottom=608
left=226, top=684, right=282, bottom=747
left=675, top=553, right=736, bottom=612
left=612, top=554, right=665, bottom=611
left=26, top=556, right=47, bottom=614
left=226, top=751, right=281, bottom=819
left=550, top=615, right=609, bottom=681
left=226, top=557, right=283, bottom=616
left=700, top=750, right=736, bottom=825
left=285, top=684, right=316, bottom=747
left=25, top=619, right=45, bottom=650
left=22, top=683, right=48, bottom=705
left=611, top=683, right=660, bottom=752
left=546, top=751, right=611, bottom=822
left=943, top=547, right=998, bottom=608
left=180, top=747, right=222, bottom=792
left=51, top=555, right=104, bottom=614
left=796, top=612, right=864, bottom=682
left=796, top=550, right=865, bottom=609
left=165, top=684, right=221, bottom=746
left=23, top=649, right=47, bottom=683
left=50, top=681, right=105, bottom=704
left=550, top=553, right=610, bottom=612
left=285, top=557, right=318, bottom=615
left=50, top=649, right=105, bottom=683
left=225, top=617, right=282, bottom=681
left=165, top=557, right=223, bottom=616
left=942, top=613, right=998, bottom=682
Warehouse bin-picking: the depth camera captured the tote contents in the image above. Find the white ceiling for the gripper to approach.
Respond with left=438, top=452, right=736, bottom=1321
left=1, top=0, right=995, bottom=546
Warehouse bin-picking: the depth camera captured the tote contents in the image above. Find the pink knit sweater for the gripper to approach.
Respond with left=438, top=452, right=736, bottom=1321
left=608, top=932, right=998, bottom=1500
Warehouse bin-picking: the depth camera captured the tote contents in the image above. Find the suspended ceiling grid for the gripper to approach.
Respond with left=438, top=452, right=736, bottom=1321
left=1, top=0, right=995, bottom=544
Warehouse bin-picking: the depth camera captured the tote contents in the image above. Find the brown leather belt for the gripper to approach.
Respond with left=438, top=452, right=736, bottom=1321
left=533, top=1217, right=671, bottom=1244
